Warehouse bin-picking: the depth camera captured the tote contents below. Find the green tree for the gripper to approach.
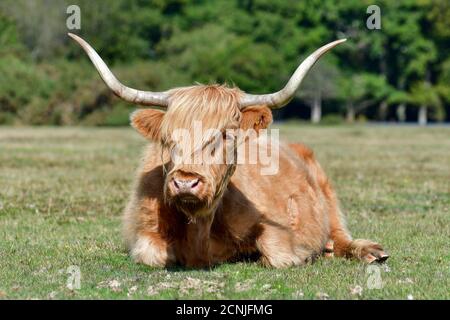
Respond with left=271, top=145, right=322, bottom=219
left=297, top=61, right=340, bottom=123
left=408, top=81, right=443, bottom=126
left=339, top=73, right=391, bottom=123
left=157, top=24, right=284, bottom=93
left=0, top=0, right=449, bottom=125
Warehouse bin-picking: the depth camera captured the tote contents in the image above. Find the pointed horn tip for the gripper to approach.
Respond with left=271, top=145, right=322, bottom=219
left=329, top=38, right=347, bottom=47
left=67, top=33, right=91, bottom=51
left=67, top=33, right=82, bottom=43
left=319, top=38, right=346, bottom=52
left=67, top=33, right=86, bottom=45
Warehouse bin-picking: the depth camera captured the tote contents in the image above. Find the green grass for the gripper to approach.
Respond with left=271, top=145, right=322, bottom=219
left=0, top=125, right=449, bottom=300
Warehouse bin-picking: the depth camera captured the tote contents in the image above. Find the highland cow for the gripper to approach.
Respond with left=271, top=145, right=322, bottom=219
left=70, top=33, right=388, bottom=268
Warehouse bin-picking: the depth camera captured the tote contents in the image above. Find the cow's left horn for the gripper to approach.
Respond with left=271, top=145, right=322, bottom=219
left=240, top=39, right=346, bottom=109
left=68, top=33, right=169, bottom=107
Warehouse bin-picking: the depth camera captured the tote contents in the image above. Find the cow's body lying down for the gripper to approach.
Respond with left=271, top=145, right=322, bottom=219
left=122, top=108, right=387, bottom=268
left=69, top=34, right=388, bottom=268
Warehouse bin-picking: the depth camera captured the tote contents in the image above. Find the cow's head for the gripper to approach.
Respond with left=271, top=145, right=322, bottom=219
left=69, top=33, right=345, bottom=217
left=130, top=86, right=274, bottom=216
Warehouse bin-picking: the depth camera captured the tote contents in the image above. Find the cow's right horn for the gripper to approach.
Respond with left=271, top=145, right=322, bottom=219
left=68, top=33, right=169, bottom=107
left=240, top=39, right=346, bottom=109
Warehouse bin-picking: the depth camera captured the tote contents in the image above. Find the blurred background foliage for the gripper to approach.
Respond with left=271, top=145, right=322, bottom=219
left=0, top=0, right=448, bottom=126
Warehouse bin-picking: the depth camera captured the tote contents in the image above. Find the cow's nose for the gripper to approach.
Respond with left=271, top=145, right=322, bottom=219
left=172, top=177, right=201, bottom=193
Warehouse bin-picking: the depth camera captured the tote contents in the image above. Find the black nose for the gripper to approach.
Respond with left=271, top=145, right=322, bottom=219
left=172, top=177, right=200, bottom=193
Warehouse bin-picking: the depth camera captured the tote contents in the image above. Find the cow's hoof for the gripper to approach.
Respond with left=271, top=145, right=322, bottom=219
left=351, top=239, right=389, bottom=264
left=363, top=252, right=389, bottom=264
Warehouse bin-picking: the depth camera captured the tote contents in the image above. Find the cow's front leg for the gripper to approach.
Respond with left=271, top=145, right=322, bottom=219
left=130, top=232, right=175, bottom=267
left=256, top=224, right=311, bottom=268
left=346, top=239, right=389, bottom=263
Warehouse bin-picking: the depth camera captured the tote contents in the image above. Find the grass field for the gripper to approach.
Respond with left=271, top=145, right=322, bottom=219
left=0, top=124, right=449, bottom=300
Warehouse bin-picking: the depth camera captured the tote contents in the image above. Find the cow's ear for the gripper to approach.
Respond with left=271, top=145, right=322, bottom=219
left=130, top=109, right=164, bottom=141
left=240, top=106, right=273, bottom=131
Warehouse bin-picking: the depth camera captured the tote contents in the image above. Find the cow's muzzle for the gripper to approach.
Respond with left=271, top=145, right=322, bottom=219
left=167, top=171, right=205, bottom=202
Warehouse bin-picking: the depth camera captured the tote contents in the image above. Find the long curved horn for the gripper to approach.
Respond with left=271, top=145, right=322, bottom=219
left=68, top=33, right=169, bottom=107
left=240, top=39, right=346, bottom=109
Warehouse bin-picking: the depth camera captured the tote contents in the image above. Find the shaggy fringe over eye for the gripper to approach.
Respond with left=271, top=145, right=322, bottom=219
left=161, top=84, right=243, bottom=151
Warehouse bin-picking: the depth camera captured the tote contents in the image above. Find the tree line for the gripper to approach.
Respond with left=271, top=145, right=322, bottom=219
left=0, top=0, right=449, bottom=126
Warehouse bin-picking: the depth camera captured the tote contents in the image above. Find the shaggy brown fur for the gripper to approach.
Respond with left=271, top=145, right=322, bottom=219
left=123, top=84, right=388, bottom=268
